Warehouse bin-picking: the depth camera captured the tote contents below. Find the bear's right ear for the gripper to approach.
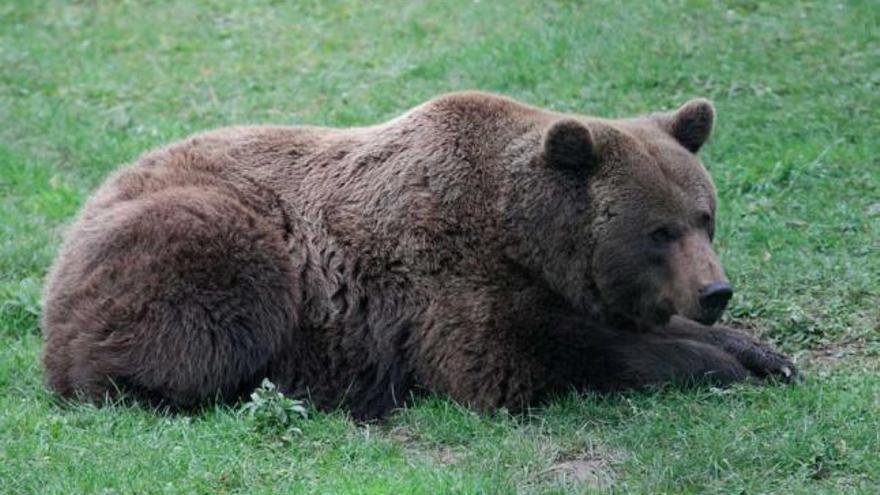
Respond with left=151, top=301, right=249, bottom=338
left=542, top=119, right=598, bottom=172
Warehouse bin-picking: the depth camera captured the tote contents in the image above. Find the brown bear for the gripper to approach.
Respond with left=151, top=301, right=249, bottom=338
left=41, top=92, right=796, bottom=419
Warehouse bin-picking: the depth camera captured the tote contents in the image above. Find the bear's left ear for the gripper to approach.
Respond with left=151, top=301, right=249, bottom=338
left=542, top=118, right=598, bottom=172
left=664, top=98, right=715, bottom=153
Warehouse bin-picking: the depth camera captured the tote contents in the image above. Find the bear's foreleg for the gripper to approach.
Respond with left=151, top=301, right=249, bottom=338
left=535, top=314, right=796, bottom=394
left=537, top=319, right=744, bottom=392
left=661, top=316, right=798, bottom=383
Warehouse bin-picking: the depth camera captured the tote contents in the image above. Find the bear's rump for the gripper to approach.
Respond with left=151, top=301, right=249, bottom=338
left=41, top=186, right=298, bottom=408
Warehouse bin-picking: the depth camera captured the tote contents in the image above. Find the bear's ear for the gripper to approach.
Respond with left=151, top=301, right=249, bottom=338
left=542, top=118, right=598, bottom=172
left=665, top=98, right=715, bottom=153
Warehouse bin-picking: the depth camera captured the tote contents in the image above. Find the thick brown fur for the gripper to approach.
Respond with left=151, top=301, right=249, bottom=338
left=42, top=92, right=796, bottom=419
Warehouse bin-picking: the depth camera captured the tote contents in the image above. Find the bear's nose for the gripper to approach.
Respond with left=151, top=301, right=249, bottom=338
left=699, top=282, right=733, bottom=314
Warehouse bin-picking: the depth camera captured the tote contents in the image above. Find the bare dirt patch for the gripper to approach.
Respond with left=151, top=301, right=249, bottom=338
left=538, top=449, right=623, bottom=490
left=385, top=425, right=465, bottom=466
left=799, top=338, right=880, bottom=371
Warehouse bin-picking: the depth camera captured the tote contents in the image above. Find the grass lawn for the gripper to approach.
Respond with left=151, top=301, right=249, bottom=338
left=1, top=0, right=878, bottom=493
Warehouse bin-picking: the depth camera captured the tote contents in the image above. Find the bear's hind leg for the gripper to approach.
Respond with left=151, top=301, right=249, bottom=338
left=42, top=187, right=297, bottom=409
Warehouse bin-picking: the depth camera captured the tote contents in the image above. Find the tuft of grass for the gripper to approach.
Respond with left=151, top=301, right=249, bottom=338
left=1, top=0, right=878, bottom=493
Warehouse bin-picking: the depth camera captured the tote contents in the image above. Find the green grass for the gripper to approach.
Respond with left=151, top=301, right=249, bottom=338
left=1, top=0, right=878, bottom=493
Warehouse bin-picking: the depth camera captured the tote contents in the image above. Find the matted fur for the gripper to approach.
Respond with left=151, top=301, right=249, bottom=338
left=42, top=92, right=795, bottom=419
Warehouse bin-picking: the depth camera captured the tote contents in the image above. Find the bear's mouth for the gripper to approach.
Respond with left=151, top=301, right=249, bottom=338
left=694, top=310, right=724, bottom=326
left=602, top=295, right=675, bottom=332
left=630, top=293, right=676, bottom=330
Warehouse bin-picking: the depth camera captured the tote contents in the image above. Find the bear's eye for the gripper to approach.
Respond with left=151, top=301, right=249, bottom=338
left=650, top=226, right=680, bottom=244
left=700, top=212, right=715, bottom=241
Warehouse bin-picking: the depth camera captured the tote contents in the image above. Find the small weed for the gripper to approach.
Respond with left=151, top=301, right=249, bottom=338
left=240, top=378, right=308, bottom=436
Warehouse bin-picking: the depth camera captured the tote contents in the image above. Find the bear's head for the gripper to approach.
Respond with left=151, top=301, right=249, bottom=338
left=505, top=99, right=730, bottom=329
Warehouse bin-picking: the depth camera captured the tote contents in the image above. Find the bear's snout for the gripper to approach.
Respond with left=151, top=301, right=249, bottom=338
left=696, top=281, right=733, bottom=325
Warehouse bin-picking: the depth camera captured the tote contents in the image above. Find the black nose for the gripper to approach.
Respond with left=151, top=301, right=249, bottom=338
left=699, top=282, right=733, bottom=314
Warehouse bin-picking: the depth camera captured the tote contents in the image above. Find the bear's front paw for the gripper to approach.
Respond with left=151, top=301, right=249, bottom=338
left=741, top=345, right=798, bottom=384
left=709, top=328, right=798, bottom=384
